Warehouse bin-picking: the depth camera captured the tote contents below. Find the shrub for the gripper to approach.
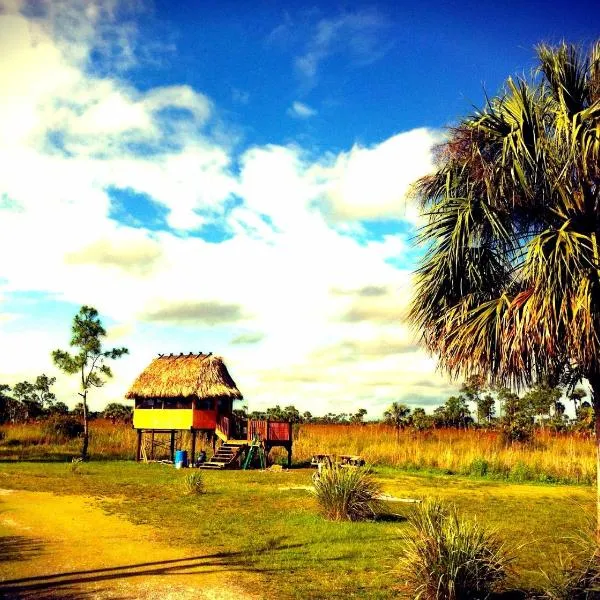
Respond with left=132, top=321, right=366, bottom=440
left=469, top=457, right=490, bottom=477
left=312, top=464, right=382, bottom=521
left=396, top=499, right=511, bottom=600
left=183, top=471, right=205, bottom=495
left=542, top=524, right=600, bottom=599
left=42, top=416, right=84, bottom=441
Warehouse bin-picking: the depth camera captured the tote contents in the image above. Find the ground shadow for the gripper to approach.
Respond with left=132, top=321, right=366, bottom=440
left=0, top=541, right=313, bottom=598
left=373, top=511, right=407, bottom=523
left=0, top=536, right=44, bottom=563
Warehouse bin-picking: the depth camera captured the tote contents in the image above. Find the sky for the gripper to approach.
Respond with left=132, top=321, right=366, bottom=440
left=0, top=0, right=597, bottom=417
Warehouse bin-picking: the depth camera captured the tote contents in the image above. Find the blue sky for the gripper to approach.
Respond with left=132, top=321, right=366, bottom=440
left=0, top=0, right=596, bottom=416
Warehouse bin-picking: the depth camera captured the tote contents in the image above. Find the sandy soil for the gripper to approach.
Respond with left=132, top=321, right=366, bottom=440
left=0, top=489, right=259, bottom=600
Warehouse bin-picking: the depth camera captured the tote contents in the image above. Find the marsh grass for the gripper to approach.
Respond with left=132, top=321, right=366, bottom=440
left=295, top=425, right=595, bottom=484
left=0, top=421, right=596, bottom=485
left=396, top=499, right=512, bottom=600
left=183, top=471, right=205, bottom=495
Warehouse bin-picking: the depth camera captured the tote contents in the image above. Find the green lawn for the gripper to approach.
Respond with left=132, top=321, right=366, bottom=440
left=0, top=461, right=594, bottom=598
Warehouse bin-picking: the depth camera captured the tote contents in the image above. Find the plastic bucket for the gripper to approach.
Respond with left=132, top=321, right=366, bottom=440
left=175, top=449, right=188, bottom=469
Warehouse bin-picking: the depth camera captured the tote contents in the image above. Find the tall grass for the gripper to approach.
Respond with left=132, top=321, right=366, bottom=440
left=396, top=499, right=511, bottom=600
left=294, top=424, right=596, bottom=484
left=312, top=464, right=382, bottom=521
left=1, top=421, right=596, bottom=484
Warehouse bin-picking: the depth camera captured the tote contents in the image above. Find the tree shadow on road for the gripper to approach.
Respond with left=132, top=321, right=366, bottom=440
left=0, top=542, right=311, bottom=599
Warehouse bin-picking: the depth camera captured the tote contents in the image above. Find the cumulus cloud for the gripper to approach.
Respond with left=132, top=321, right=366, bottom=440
left=0, top=1, right=455, bottom=416
left=317, top=128, right=439, bottom=223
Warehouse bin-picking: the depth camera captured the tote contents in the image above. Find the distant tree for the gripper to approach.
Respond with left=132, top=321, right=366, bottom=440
left=233, top=404, right=248, bottom=420
left=443, top=395, right=472, bottom=428
left=48, top=401, right=69, bottom=416
left=11, top=374, right=57, bottom=421
left=282, top=405, right=302, bottom=423
left=411, top=407, right=432, bottom=431
left=460, top=375, right=486, bottom=422
left=575, top=401, right=595, bottom=433
left=52, top=306, right=128, bottom=460
left=477, top=393, right=496, bottom=425
left=0, top=384, right=16, bottom=423
left=302, top=411, right=313, bottom=423
left=103, top=402, right=132, bottom=424
left=383, top=402, right=411, bottom=440
left=248, top=410, right=267, bottom=420
left=350, top=408, right=368, bottom=424
left=568, top=387, right=587, bottom=414
left=266, top=405, right=285, bottom=420
left=522, top=383, right=561, bottom=427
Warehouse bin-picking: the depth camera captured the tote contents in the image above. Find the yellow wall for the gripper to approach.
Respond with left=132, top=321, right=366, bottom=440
left=133, top=409, right=194, bottom=430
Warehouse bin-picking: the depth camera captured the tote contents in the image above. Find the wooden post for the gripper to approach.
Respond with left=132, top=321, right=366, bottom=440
left=169, top=430, right=175, bottom=462
left=287, top=444, right=292, bottom=468
left=191, top=430, right=197, bottom=467
left=212, top=432, right=216, bottom=453
left=150, top=431, right=155, bottom=460
left=135, top=429, right=142, bottom=462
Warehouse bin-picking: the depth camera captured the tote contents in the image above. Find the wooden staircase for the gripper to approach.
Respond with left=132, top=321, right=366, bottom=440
left=198, top=442, right=247, bottom=470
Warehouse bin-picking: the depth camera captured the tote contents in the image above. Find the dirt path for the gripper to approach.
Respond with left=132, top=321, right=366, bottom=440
left=0, top=489, right=260, bottom=600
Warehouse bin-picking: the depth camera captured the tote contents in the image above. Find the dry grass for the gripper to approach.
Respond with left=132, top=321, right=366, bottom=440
left=1, top=420, right=595, bottom=484
left=294, top=424, right=596, bottom=484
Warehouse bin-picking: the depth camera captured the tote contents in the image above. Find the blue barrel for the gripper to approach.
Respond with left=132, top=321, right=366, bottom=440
left=175, top=450, right=188, bottom=469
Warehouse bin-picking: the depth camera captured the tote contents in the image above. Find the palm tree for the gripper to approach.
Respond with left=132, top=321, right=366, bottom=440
left=409, top=41, right=600, bottom=535
left=383, top=402, right=411, bottom=441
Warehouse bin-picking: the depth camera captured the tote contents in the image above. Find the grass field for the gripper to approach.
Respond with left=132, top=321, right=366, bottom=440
left=0, top=460, right=595, bottom=598
left=0, top=421, right=597, bottom=597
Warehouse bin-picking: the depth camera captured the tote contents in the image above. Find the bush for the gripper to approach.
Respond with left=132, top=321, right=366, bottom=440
left=42, top=416, right=84, bottom=441
left=183, top=472, right=205, bottom=495
left=396, top=499, right=511, bottom=600
left=542, top=524, right=600, bottom=599
left=312, top=464, right=382, bottom=521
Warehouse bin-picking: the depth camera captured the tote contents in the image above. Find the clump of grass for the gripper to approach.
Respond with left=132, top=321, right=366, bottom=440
left=541, top=521, right=600, bottom=599
left=183, top=471, right=205, bottom=495
left=312, top=464, right=382, bottom=521
left=396, top=499, right=511, bottom=600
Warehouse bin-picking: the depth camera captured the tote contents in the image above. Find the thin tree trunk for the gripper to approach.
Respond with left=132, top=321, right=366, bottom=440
left=589, top=375, right=600, bottom=544
left=81, top=392, right=89, bottom=460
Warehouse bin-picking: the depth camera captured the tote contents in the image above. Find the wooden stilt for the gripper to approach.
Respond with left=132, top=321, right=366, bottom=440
left=170, top=430, right=175, bottom=462
left=191, top=430, right=197, bottom=466
left=135, top=429, right=142, bottom=462
left=287, top=444, right=292, bottom=468
left=212, top=433, right=216, bottom=453
left=150, top=431, right=155, bottom=460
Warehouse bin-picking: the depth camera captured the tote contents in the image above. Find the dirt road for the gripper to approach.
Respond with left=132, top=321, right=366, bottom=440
left=0, top=489, right=259, bottom=600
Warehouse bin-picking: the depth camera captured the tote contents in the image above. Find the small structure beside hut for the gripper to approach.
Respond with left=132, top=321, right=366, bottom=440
left=126, top=352, right=293, bottom=468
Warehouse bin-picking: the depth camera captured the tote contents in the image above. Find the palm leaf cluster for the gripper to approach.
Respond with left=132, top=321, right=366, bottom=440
left=411, top=41, right=600, bottom=390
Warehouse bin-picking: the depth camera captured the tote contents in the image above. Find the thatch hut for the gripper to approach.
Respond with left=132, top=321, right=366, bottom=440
left=128, top=352, right=242, bottom=432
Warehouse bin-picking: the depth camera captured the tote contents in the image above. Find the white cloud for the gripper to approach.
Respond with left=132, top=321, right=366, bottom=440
left=0, top=1, right=455, bottom=416
left=317, top=128, right=440, bottom=223
left=295, top=9, right=391, bottom=88
left=287, top=101, right=317, bottom=119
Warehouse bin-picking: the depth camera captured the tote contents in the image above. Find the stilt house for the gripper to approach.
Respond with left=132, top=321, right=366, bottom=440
left=127, top=352, right=292, bottom=468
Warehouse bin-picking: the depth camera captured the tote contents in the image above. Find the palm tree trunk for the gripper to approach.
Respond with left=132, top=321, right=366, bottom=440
left=589, top=374, right=600, bottom=544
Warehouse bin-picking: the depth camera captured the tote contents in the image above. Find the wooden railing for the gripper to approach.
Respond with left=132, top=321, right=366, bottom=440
left=248, top=419, right=292, bottom=443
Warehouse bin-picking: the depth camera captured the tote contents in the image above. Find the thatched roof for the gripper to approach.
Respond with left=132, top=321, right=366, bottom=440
left=125, top=353, right=243, bottom=400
